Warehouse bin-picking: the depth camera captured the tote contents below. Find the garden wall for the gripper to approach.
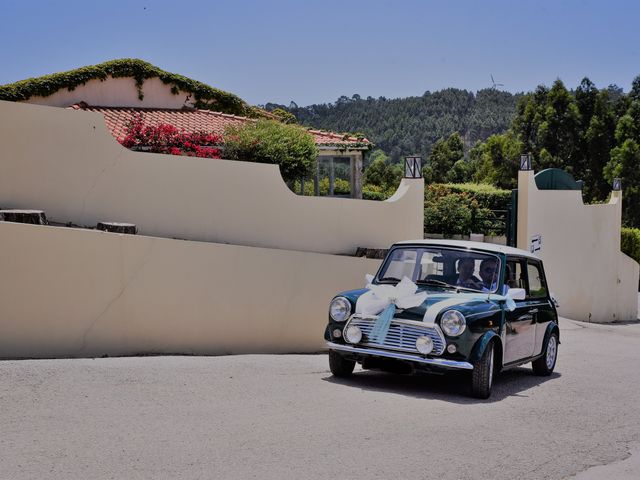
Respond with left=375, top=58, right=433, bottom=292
left=0, top=221, right=381, bottom=358
left=0, top=100, right=423, bottom=255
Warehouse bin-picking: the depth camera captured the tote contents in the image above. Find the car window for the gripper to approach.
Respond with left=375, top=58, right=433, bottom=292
left=381, top=249, right=417, bottom=280
left=526, top=262, right=547, bottom=298
left=506, top=258, right=526, bottom=290
left=417, top=251, right=444, bottom=280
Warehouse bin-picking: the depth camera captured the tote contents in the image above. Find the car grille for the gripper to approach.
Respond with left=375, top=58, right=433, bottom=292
left=347, top=316, right=446, bottom=356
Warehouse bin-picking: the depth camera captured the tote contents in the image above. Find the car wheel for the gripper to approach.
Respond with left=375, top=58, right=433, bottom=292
left=532, top=332, right=558, bottom=376
left=470, top=341, right=495, bottom=399
left=329, top=350, right=356, bottom=377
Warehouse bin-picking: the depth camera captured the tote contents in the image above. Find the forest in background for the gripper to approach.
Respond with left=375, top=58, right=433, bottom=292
left=265, top=88, right=519, bottom=162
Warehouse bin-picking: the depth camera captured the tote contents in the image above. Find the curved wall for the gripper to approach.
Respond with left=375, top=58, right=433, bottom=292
left=0, top=100, right=424, bottom=255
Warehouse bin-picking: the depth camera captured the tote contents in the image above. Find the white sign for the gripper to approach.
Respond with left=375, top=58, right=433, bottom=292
left=530, top=234, right=542, bottom=253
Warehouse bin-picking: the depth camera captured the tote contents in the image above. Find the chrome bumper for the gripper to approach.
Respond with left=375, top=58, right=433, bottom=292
left=327, top=342, right=474, bottom=370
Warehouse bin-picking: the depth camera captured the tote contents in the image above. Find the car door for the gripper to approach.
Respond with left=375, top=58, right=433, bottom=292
left=525, top=259, right=555, bottom=357
left=503, top=257, right=537, bottom=364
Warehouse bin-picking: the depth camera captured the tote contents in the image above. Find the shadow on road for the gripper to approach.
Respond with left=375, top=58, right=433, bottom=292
left=322, top=367, right=562, bottom=403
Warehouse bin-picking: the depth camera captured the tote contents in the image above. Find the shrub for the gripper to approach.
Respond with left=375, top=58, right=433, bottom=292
left=424, top=184, right=506, bottom=236
left=424, top=193, right=473, bottom=236
left=363, top=183, right=398, bottom=200
left=223, top=120, right=318, bottom=182
left=293, top=177, right=350, bottom=196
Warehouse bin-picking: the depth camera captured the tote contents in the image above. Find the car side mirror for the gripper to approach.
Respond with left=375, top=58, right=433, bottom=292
left=506, top=288, right=526, bottom=301
left=550, top=292, right=560, bottom=308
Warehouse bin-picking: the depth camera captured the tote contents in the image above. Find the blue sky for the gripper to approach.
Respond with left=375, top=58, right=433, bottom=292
left=1, top=0, right=639, bottom=106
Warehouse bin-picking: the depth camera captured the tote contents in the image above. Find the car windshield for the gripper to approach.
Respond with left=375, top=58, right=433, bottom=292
left=377, top=246, right=503, bottom=294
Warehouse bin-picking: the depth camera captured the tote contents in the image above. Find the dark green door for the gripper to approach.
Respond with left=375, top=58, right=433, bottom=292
left=525, top=260, right=555, bottom=357
left=503, top=257, right=537, bottom=363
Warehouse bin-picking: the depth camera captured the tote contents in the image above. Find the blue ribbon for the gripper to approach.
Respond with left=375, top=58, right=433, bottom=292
left=369, top=304, right=396, bottom=344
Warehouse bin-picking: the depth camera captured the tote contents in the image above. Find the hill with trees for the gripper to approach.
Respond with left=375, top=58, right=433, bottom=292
left=264, top=88, right=520, bottom=162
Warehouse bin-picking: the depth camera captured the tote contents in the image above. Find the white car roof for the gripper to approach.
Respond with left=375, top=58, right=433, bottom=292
left=393, top=239, right=539, bottom=260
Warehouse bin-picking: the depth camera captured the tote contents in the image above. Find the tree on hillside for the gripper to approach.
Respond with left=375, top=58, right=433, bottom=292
left=605, top=83, right=640, bottom=226
left=583, top=89, right=617, bottom=199
left=605, top=139, right=640, bottom=226
left=426, top=132, right=465, bottom=183
left=363, top=150, right=403, bottom=192
left=363, top=149, right=403, bottom=192
left=470, top=132, right=523, bottom=189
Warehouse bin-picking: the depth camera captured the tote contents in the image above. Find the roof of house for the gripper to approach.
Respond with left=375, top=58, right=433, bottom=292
left=69, top=103, right=371, bottom=149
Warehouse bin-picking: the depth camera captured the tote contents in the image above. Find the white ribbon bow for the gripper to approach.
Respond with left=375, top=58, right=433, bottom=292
left=356, top=275, right=427, bottom=316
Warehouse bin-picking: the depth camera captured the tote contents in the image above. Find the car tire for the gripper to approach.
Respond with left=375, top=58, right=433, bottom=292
left=329, top=350, right=356, bottom=377
left=532, top=332, right=558, bottom=376
left=470, top=341, right=495, bottom=399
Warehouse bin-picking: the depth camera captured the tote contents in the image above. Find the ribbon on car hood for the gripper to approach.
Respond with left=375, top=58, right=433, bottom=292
left=422, top=293, right=516, bottom=325
left=355, top=275, right=427, bottom=343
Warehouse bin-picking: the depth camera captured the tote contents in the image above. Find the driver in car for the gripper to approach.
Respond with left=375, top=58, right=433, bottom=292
left=479, top=258, right=509, bottom=295
left=456, top=257, right=482, bottom=289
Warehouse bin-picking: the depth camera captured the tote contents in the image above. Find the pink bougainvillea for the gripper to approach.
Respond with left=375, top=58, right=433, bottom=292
left=119, top=114, right=222, bottom=158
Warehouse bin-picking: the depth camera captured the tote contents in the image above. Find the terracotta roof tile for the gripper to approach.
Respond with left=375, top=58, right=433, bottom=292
left=68, top=104, right=370, bottom=148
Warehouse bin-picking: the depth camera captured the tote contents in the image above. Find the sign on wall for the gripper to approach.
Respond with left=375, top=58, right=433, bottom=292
left=530, top=234, right=542, bottom=253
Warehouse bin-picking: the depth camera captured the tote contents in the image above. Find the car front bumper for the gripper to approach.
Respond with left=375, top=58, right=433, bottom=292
left=326, top=342, right=474, bottom=370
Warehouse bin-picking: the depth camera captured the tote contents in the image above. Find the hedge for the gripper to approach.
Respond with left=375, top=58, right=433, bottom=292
left=621, top=228, right=640, bottom=263
left=424, top=183, right=511, bottom=236
left=438, top=183, right=512, bottom=211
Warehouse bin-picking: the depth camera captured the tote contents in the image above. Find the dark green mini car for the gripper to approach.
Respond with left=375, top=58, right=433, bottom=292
left=325, top=240, right=560, bottom=399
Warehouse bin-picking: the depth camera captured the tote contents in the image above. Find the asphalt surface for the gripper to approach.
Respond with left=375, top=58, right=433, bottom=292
left=1, top=318, right=640, bottom=480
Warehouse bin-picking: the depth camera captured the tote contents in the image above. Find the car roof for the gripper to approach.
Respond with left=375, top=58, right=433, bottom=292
left=392, top=239, right=540, bottom=260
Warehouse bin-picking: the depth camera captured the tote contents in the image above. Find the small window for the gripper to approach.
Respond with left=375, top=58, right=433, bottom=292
left=526, top=262, right=547, bottom=298
left=506, top=259, right=526, bottom=290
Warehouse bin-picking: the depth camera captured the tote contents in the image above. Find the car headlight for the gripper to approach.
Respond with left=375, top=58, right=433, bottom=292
left=329, top=297, right=351, bottom=322
left=440, top=310, right=466, bottom=336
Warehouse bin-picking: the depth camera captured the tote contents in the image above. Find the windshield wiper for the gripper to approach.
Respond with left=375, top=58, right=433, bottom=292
left=454, top=285, right=484, bottom=293
left=378, top=276, right=401, bottom=282
left=418, top=279, right=456, bottom=288
left=418, top=279, right=481, bottom=293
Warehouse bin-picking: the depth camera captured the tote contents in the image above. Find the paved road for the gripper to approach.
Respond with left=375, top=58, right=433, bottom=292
left=1, top=319, right=640, bottom=480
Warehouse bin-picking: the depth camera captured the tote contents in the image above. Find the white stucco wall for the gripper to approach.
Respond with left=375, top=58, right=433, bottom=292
left=23, top=76, right=197, bottom=109
left=0, top=221, right=381, bottom=358
left=0, top=100, right=424, bottom=255
left=517, top=170, right=639, bottom=322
